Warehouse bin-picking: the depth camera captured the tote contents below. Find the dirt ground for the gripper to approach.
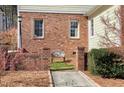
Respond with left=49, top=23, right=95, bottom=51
left=84, top=71, right=124, bottom=87
left=0, top=71, right=50, bottom=87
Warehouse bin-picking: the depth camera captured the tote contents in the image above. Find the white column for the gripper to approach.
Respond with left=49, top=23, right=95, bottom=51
left=88, top=17, right=91, bottom=51
left=17, top=5, right=21, bottom=49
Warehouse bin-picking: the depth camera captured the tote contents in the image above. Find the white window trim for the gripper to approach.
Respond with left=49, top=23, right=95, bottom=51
left=69, top=20, right=80, bottom=39
left=33, top=19, right=44, bottom=39
left=88, top=19, right=96, bottom=38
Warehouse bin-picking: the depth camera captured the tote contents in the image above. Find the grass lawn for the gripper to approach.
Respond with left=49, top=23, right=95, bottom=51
left=50, top=61, right=74, bottom=71
left=0, top=71, right=50, bottom=87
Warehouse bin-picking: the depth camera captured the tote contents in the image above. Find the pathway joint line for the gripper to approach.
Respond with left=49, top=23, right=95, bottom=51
left=78, top=71, right=101, bottom=87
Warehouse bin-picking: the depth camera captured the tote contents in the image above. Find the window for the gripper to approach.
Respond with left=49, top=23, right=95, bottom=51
left=70, top=20, right=79, bottom=38
left=34, top=19, right=44, bottom=38
left=91, top=19, right=94, bottom=36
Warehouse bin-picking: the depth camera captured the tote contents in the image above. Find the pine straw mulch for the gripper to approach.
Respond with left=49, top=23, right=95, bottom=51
left=84, top=71, right=124, bottom=87
left=0, top=71, right=50, bottom=87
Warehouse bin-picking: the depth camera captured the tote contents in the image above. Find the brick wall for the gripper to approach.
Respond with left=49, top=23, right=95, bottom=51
left=20, top=12, right=88, bottom=65
left=75, top=47, right=85, bottom=70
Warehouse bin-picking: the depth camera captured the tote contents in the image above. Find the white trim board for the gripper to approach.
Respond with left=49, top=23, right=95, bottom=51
left=18, top=5, right=98, bottom=15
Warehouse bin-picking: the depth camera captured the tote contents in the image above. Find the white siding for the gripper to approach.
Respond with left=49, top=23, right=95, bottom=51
left=18, top=5, right=97, bottom=15
left=88, top=5, right=120, bottom=50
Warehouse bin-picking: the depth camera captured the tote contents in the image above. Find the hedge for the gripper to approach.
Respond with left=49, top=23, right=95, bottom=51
left=0, top=47, right=50, bottom=71
left=88, top=48, right=124, bottom=79
left=11, top=53, right=50, bottom=71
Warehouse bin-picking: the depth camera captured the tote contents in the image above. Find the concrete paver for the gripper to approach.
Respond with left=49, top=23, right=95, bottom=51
left=51, top=70, right=98, bottom=87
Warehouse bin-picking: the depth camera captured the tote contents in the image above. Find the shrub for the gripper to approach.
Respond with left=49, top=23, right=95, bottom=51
left=111, top=64, right=124, bottom=78
left=88, top=50, right=97, bottom=74
left=0, top=47, right=8, bottom=71
left=11, top=53, right=50, bottom=71
left=0, top=27, right=17, bottom=50
left=88, top=48, right=124, bottom=79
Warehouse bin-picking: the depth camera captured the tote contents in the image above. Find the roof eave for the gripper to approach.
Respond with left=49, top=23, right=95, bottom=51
left=86, top=5, right=103, bottom=16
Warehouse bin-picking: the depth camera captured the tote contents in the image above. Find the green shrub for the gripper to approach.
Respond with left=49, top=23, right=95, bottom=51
left=88, top=48, right=124, bottom=79
left=88, top=49, right=97, bottom=74
left=111, top=64, right=124, bottom=78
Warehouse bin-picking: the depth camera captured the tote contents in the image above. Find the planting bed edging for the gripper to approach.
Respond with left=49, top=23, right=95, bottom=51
left=78, top=71, right=100, bottom=87
left=48, top=70, right=53, bottom=87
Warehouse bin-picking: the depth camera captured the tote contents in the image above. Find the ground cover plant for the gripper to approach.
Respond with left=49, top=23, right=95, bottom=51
left=50, top=61, right=74, bottom=71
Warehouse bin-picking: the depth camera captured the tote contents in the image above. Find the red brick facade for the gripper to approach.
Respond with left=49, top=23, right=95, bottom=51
left=20, top=12, right=88, bottom=64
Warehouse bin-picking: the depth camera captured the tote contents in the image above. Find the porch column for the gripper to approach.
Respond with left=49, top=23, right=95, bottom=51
left=88, top=17, right=92, bottom=51
left=17, top=7, right=22, bottom=49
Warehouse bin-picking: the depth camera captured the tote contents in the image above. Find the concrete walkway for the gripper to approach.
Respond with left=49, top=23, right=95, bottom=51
left=51, top=70, right=99, bottom=87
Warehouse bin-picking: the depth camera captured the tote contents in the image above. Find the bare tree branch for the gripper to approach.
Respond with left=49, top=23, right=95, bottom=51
left=98, top=8, right=121, bottom=48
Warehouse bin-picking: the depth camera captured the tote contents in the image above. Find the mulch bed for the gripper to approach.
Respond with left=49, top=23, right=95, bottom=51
left=0, top=71, right=50, bottom=87
left=84, top=71, right=124, bottom=87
